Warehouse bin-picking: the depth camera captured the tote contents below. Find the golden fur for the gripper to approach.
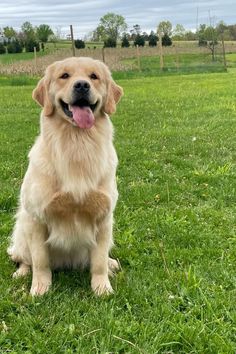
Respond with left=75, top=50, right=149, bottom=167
left=8, top=57, right=123, bottom=296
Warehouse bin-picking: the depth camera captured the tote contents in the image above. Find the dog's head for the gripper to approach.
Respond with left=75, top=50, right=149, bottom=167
left=33, top=57, right=123, bottom=129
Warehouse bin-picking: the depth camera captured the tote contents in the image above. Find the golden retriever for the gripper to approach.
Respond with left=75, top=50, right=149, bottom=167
left=8, top=57, right=123, bottom=296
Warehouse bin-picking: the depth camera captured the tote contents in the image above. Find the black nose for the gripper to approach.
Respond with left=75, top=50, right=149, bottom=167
left=74, top=80, right=90, bottom=94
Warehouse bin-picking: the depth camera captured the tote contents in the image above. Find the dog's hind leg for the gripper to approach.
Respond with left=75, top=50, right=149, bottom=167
left=13, top=263, right=31, bottom=278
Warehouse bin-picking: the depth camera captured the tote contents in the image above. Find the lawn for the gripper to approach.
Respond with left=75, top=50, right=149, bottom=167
left=0, top=70, right=236, bottom=353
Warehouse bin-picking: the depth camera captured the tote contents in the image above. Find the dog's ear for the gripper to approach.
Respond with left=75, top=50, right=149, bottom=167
left=104, top=80, right=123, bottom=115
left=32, top=77, right=54, bottom=116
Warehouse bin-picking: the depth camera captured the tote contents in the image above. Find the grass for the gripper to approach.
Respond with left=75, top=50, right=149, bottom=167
left=0, top=50, right=51, bottom=65
left=0, top=70, right=236, bottom=353
left=121, top=53, right=227, bottom=76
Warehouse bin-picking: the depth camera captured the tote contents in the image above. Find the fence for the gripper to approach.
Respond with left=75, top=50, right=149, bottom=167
left=0, top=41, right=236, bottom=76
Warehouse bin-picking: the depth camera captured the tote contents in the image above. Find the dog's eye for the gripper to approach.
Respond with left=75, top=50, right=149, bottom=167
left=90, top=73, right=98, bottom=80
left=60, top=73, right=70, bottom=79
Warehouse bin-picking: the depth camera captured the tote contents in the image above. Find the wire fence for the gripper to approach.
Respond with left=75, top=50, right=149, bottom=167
left=0, top=42, right=236, bottom=76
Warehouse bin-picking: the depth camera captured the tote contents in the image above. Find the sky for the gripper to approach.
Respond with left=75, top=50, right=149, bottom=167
left=1, top=0, right=236, bottom=39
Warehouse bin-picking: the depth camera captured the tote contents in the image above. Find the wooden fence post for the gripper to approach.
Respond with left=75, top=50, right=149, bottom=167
left=34, top=47, right=37, bottom=70
left=159, top=32, right=164, bottom=71
left=70, top=25, right=75, bottom=57
left=221, top=34, right=227, bottom=70
left=136, top=45, right=141, bottom=71
left=102, top=47, right=105, bottom=63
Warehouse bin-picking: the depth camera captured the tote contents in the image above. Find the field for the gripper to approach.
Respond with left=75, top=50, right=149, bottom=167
left=0, top=67, right=236, bottom=353
left=1, top=40, right=236, bottom=76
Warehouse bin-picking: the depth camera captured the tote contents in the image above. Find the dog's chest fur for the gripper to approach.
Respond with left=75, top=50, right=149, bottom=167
left=45, top=115, right=116, bottom=200
left=40, top=116, right=117, bottom=255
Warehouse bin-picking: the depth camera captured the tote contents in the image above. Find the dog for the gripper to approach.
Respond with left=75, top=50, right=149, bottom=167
left=8, top=57, right=123, bottom=296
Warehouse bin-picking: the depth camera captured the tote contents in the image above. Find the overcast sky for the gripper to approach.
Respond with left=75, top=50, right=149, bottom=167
left=1, top=0, right=236, bottom=38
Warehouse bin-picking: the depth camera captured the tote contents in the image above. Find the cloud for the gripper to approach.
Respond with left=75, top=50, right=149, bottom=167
left=0, top=0, right=236, bottom=38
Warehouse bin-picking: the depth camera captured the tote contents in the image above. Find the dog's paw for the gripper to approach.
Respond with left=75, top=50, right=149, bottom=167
left=30, top=271, right=52, bottom=296
left=108, top=257, right=121, bottom=276
left=91, top=275, right=113, bottom=296
left=13, top=263, right=30, bottom=278
left=30, top=280, right=51, bottom=296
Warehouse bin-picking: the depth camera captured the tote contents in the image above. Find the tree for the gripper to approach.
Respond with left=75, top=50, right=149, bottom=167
left=130, top=24, right=141, bottom=40
left=7, top=40, right=23, bottom=53
left=134, top=34, right=145, bottom=47
left=25, top=39, right=40, bottom=52
left=36, top=24, right=53, bottom=43
left=3, top=26, right=16, bottom=40
left=197, top=24, right=218, bottom=61
left=133, top=24, right=141, bottom=35
left=21, top=21, right=35, bottom=40
left=142, top=32, right=149, bottom=41
left=185, top=30, right=197, bottom=41
left=48, top=34, right=59, bottom=48
left=172, top=24, right=185, bottom=40
left=162, top=33, right=172, bottom=46
left=104, top=37, right=117, bottom=48
left=0, top=43, right=6, bottom=54
left=74, top=39, right=85, bottom=49
left=215, top=21, right=231, bottom=40
left=96, top=13, right=127, bottom=41
left=228, top=24, right=236, bottom=40
left=157, top=21, right=172, bottom=36
left=121, top=34, right=130, bottom=47
left=148, top=31, right=158, bottom=46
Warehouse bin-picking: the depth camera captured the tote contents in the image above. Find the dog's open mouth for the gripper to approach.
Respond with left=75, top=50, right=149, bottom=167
left=60, top=99, right=98, bottom=129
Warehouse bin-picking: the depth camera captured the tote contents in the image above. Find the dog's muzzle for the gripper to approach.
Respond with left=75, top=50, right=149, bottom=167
left=60, top=80, right=98, bottom=129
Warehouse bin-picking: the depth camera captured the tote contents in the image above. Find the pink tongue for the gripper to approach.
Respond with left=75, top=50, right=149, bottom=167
left=70, top=106, right=95, bottom=129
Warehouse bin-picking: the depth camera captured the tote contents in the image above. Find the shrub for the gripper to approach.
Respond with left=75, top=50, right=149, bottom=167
left=104, top=37, right=117, bottom=48
left=121, top=34, right=130, bottom=47
left=134, top=34, right=145, bottom=47
left=7, top=40, right=23, bottom=53
left=162, top=33, right=172, bottom=46
left=25, top=39, right=40, bottom=52
left=198, top=38, right=208, bottom=47
left=148, top=32, right=158, bottom=47
left=0, top=43, right=6, bottom=54
left=74, top=39, right=85, bottom=49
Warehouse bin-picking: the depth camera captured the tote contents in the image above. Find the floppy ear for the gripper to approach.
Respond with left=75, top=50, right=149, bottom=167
left=104, top=80, right=123, bottom=115
left=32, top=77, right=54, bottom=116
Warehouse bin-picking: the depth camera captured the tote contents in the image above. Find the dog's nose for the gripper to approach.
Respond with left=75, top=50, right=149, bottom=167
left=74, top=80, right=90, bottom=94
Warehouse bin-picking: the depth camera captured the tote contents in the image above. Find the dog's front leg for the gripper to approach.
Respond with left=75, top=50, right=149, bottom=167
left=28, top=221, right=52, bottom=296
left=90, top=217, right=114, bottom=295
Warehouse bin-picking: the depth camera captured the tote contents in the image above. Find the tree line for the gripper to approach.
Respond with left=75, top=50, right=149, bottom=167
left=0, top=22, right=54, bottom=54
left=90, top=14, right=236, bottom=48
left=0, top=13, right=236, bottom=55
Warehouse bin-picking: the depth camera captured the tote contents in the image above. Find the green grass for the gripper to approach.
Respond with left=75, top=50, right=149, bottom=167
left=0, top=70, right=236, bottom=353
left=121, top=53, right=226, bottom=76
left=226, top=53, right=236, bottom=67
left=0, top=50, right=51, bottom=65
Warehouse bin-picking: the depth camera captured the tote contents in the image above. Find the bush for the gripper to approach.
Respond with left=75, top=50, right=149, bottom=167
left=198, top=38, right=208, bottom=47
left=25, top=39, right=40, bottom=52
left=0, top=43, right=6, bottom=54
left=74, top=39, right=85, bottom=49
left=7, top=40, right=23, bottom=53
left=104, top=37, right=117, bottom=48
left=121, top=35, right=130, bottom=47
left=162, top=33, right=172, bottom=46
left=134, top=34, right=145, bottom=47
left=148, top=32, right=158, bottom=47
